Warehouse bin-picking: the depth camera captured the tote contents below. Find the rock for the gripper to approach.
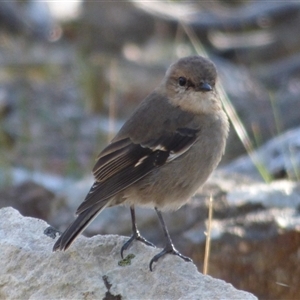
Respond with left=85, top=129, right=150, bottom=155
left=0, top=181, right=56, bottom=221
left=183, top=177, right=300, bottom=299
left=226, top=179, right=300, bottom=209
left=222, top=126, right=300, bottom=180
left=0, top=168, right=80, bottom=194
left=0, top=207, right=256, bottom=300
left=46, top=170, right=300, bottom=297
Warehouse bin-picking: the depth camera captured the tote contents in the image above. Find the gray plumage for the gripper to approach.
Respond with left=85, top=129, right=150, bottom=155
left=53, top=55, right=229, bottom=269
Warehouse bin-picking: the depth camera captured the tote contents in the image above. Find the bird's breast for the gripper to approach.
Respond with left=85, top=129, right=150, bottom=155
left=122, top=112, right=228, bottom=211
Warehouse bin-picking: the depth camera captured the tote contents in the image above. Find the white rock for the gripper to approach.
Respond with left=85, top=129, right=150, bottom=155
left=227, top=180, right=300, bottom=208
left=0, top=207, right=257, bottom=300
left=223, top=126, right=300, bottom=180
left=4, top=167, right=76, bottom=193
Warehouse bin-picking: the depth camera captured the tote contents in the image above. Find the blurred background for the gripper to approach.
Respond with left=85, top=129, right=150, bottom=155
left=1, top=1, right=300, bottom=299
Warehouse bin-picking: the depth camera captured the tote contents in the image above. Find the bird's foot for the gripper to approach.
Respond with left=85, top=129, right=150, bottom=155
left=149, top=244, right=192, bottom=271
left=121, top=230, right=155, bottom=258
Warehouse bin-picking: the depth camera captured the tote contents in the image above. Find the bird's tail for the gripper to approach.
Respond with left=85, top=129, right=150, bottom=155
left=53, top=201, right=110, bottom=252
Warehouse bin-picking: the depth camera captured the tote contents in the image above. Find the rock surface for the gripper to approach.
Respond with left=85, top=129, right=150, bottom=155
left=0, top=207, right=257, bottom=300
left=183, top=175, right=300, bottom=300
left=222, top=126, right=300, bottom=181
left=0, top=181, right=55, bottom=221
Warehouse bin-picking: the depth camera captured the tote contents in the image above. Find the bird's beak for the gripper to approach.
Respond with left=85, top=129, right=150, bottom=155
left=197, top=82, right=212, bottom=92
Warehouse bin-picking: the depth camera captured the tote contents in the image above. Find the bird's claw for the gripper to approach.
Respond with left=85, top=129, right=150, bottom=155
left=149, top=246, right=192, bottom=271
left=121, top=232, right=155, bottom=258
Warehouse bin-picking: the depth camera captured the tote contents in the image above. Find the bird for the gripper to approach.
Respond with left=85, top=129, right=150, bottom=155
left=53, top=55, right=229, bottom=271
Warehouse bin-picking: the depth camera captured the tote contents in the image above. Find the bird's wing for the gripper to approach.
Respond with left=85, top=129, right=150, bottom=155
left=76, top=128, right=199, bottom=214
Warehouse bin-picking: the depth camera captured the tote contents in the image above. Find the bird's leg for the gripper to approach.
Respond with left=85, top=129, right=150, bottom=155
left=121, top=205, right=155, bottom=258
left=149, top=207, right=192, bottom=271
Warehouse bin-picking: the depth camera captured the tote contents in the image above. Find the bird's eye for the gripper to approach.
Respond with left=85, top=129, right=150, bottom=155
left=178, top=77, right=187, bottom=86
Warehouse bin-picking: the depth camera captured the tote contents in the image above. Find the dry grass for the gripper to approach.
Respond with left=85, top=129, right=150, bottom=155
left=203, top=194, right=213, bottom=275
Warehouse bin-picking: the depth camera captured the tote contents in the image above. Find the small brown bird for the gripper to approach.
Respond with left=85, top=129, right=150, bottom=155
left=53, top=55, right=229, bottom=271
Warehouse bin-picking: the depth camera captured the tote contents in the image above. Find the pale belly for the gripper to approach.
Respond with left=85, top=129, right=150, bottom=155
left=119, top=136, right=224, bottom=211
